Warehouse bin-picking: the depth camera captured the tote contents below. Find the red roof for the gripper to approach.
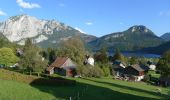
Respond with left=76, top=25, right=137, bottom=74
left=46, top=57, right=68, bottom=71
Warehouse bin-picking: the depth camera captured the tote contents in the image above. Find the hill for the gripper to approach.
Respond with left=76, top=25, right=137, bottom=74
left=161, top=33, right=170, bottom=41
left=88, top=25, right=164, bottom=51
left=0, top=69, right=170, bottom=100
left=0, top=14, right=96, bottom=48
left=143, top=41, right=170, bottom=54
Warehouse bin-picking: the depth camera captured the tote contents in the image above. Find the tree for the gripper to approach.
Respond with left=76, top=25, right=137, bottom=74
left=96, top=62, right=111, bottom=77
left=48, top=48, right=56, bottom=64
left=39, top=50, right=48, bottom=59
left=157, top=51, right=170, bottom=77
left=94, top=48, right=108, bottom=63
left=81, top=65, right=104, bottom=78
left=55, top=37, right=88, bottom=76
left=0, top=47, right=19, bottom=66
left=129, top=56, right=138, bottom=65
left=20, top=38, right=48, bottom=75
left=112, top=49, right=125, bottom=62
left=56, top=37, right=86, bottom=65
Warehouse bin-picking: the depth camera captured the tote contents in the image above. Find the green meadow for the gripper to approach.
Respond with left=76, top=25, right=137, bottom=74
left=0, top=69, right=170, bottom=100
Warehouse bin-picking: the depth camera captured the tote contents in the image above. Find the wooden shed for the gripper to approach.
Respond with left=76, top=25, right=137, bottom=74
left=46, top=57, right=77, bottom=77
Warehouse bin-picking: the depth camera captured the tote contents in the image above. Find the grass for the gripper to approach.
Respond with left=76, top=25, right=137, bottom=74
left=0, top=69, right=170, bottom=100
left=0, top=80, right=56, bottom=100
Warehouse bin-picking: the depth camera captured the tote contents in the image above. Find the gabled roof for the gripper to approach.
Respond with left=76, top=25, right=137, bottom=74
left=50, top=57, right=68, bottom=68
left=130, top=64, right=144, bottom=72
left=46, top=57, right=68, bottom=71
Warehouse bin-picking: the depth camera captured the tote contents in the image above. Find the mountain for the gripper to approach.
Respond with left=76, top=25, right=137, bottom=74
left=0, top=32, right=7, bottom=40
left=143, top=41, right=170, bottom=54
left=161, top=33, right=170, bottom=41
left=88, top=25, right=164, bottom=51
left=0, top=15, right=96, bottom=48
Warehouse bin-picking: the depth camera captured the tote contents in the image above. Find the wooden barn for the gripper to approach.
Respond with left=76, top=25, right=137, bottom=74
left=46, top=57, right=77, bottom=77
left=125, top=64, right=145, bottom=81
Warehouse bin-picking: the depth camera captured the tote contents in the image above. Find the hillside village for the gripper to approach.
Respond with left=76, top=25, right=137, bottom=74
left=0, top=35, right=170, bottom=86
left=0, top=1, right=170, bottom=99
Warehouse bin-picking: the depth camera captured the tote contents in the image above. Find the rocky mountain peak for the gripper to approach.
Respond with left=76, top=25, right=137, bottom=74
left=128, top=25, right=150, bottom=33
left=0, top=15, right=72, bottom=42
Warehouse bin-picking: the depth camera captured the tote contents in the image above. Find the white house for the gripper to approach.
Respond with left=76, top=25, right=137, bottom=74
left=84, top=55, right=95, bottom=66
left=149, top=64, right=156, bottom=70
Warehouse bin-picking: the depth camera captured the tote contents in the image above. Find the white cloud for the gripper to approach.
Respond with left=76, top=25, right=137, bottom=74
left=119, top=22, right=124, bottom=25
left=16, top=0, right=41, bottom=9
left=0, top=10, right=7, bottom=16
left=75, top=27, right=86, bottom=34
left=85, top=22, right=93, bottom=25
left=159, top=11, right=170, bottom=16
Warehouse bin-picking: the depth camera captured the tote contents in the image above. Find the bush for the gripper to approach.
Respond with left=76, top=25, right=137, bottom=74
left=80, top=65, right=104, bottom=78
left=96, top=62, right=111, bottom=77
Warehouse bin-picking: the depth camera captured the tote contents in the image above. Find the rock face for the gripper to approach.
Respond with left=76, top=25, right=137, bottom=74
left=0, top=14, right=96, bottom=47
left=88, top=25, right=164, bottom=51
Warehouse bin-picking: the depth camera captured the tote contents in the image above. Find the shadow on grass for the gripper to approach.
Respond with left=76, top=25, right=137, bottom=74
left=82, top=78, right=170, bottom=100
left=30, top=77, right=162, bottom=100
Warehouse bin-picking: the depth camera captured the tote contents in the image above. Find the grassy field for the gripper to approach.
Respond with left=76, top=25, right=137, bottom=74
left=0, top=69, right=170, bottom=100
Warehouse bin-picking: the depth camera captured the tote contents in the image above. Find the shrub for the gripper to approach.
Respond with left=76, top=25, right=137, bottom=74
left=81, top=65, right=104, bottom=78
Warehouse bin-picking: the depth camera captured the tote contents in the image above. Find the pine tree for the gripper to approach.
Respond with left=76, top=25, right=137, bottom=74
left=157, top=50, right=170, bottom=77
left=112, top=48, right=125, bottom=62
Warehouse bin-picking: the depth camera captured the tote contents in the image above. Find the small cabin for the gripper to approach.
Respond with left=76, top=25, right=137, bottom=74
left=46, top=57, right=77, bottom=77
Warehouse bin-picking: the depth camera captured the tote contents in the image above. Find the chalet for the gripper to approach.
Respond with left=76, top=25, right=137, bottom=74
left=125, top=64, right=145, bottom=81
left=46, top=57, right=77, bottom=77
left=112, top=60, right=126, bottom=77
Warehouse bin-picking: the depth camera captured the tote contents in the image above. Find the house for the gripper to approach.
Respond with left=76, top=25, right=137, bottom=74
left=84, top=55, right=94, bottom=66
left=158, top=77, right=170, bottom=87
left=16, top=48, right=24, bottom=56
left=149, top=65, right=156, bottom=70
left=147, top=61, right=156, bottom=70
left=112, top=60, right=126, bottom=77
left=125, top=64, right=145, bottom=81
left=46, top=57, right=77, bottom=77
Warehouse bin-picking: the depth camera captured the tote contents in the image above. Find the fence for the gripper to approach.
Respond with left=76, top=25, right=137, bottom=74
left=64, top=85, right=89, bottom=100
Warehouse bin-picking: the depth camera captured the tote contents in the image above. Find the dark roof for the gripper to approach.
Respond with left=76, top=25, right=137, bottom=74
left=113, top=60, right=121, bottom=65
left=140, top=64, right=150, bottom=71
left=113, top=60, right=126, bottom=66
left=130, top=64, right=144, bottom=72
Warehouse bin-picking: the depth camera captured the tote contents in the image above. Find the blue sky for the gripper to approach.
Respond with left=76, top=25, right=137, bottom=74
left=0, top=0, right=170, bottom=37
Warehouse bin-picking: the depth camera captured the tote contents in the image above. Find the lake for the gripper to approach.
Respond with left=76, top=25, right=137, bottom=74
left=108, top=51, right=161, bottom=58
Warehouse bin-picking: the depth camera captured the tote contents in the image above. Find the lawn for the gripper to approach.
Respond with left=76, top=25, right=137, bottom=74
left=0, top=69, right=170, bottom=100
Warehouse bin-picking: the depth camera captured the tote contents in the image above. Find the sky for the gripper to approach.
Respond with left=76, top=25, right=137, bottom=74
left=0, top=0, right=170, bottom=37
